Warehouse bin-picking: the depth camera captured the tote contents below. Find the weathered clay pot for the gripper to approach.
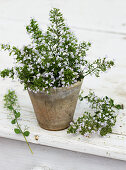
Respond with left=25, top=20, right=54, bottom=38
left=28, top=80, right=83, bottom=131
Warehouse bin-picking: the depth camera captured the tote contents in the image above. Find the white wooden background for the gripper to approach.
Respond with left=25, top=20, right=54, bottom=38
left=0, top=0, right=126, bottom=169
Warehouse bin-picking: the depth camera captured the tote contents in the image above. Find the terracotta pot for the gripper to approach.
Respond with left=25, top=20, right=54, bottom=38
left=28, top=80, right=83, bottom=131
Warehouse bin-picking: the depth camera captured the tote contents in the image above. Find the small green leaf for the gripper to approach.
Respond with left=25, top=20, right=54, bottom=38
left=14, top=128, right=21, bottom=134
left=100, top=126, right=112, bottom=136
left=23, top=131, right=30, bottom=137
left=79, top=95, right=83, bottom=101
left=115, top=104, right=123, bottom=110
left=84, top=96, right=88, bottom=99
left=11, top=119, right=16, bottom=124
left=105, top=96, right=108, bottom=99
left=8, top=105, right=13, bottom=110
left=14, top=111, right=20, bottom=118
left=110, top=99, right=114, bottom=106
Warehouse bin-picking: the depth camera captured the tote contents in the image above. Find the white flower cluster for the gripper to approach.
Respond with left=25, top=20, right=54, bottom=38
left=68, top=91, right=123, bottom=137
left=0, top=8, right=114, bottom=93
left=12, top=8, right=90, bottom=93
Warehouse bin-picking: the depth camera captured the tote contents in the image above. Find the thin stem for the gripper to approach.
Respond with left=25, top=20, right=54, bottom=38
left=12, top=107, right=33, bottom=154
left=84, top=66, right=97, bottom=78
left=16, top=120, right=33, bottom=154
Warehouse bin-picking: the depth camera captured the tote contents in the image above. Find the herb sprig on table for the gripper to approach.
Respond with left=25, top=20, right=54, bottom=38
left=67, top=91, right=123, bottom=137
left=3, top=90, right=33, bottom=154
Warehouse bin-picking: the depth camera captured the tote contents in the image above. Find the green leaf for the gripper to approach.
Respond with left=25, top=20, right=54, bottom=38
left=23, top=131, right=30, bottom=137
left=100, top=126, right=112, bottom=136
left=8, top=105, right=13, bottom=110
left=11, top=119, right=16, bottom=124
left=84, top=96, right=88, bottom=99
left=14, top=111, right=20, bottom=118
left=14, top=128, right=21, bottom=134
left=115, top=104, right=123, bottom=110
left=79, top=95, right=83, bottom=101
left=110, top=99, right=114, bottom=106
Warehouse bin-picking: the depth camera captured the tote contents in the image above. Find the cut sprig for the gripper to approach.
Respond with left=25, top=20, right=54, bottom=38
left=3, top=90, right=33, bottom=154
left=67, top=91, right=123, bottom=137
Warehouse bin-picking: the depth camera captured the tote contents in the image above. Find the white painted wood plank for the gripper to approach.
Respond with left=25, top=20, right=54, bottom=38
left=0, top=0, right=126, bottom=36
left=0, top=137, right=126, bottom=170
left=0, top=78, right=126, bottom=161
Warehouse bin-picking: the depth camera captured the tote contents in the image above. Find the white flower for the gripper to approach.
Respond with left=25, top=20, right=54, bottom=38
left=53, top=44, right=57, bottom=49
left=110, top=119, right=114, bottom=123
left=70, top=122, right=74, bottom=126
left=58, top=63, right=61, bottom=67
left=37, top=73, right=41, bottom=78
left=101, top=122, right=104, bottom=126
left=92, top=130, right=95, bottom=134
left=63, top=52, right=66, bottom=56
left=47, top=63, right=50, bottom=68
left=62, top=81, right=65, bottom=85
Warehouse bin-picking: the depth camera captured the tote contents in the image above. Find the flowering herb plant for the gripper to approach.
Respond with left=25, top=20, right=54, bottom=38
left=67, top=91, right=123, bottom=137
left=0, top=8, right=114, bottom=93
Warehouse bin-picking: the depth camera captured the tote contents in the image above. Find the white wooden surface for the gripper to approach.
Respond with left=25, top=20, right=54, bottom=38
left=0, top=0, right=126, bottom=169
left=1, top=137, right=126, bottom=170
left=0, top=78, right=126, bottom=161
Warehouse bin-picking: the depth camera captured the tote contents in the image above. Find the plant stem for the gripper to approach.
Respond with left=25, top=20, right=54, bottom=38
left=16, top=120, right=33, bottom=154
left=84, top=66, right=97, bottom=77
left=12, top=108, right=33, bottom=154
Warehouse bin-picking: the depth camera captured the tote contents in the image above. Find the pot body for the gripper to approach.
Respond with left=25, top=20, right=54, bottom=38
left=28, top=80, right=83, bottom=131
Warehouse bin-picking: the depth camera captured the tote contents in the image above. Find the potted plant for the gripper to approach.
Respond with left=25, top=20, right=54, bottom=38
left=0, top=8, right=114, bottom=131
